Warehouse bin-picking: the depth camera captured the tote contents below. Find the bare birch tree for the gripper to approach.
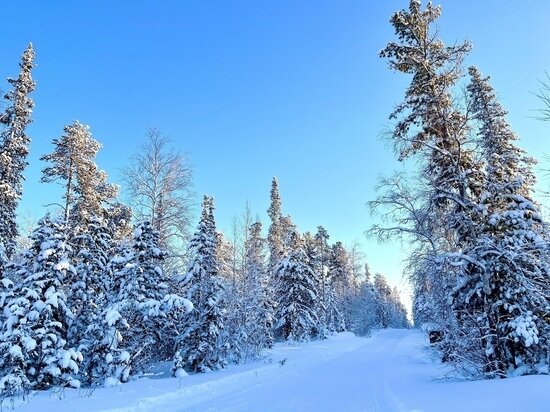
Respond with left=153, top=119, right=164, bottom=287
left=121, top=128, right=194, bottom=271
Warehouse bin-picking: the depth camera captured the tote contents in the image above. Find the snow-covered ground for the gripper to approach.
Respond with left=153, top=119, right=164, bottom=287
left=6, top=329, right=550, bottom=412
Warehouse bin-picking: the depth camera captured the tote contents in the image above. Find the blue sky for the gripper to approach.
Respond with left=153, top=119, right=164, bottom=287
left=2, top=1, right=550, bottom=298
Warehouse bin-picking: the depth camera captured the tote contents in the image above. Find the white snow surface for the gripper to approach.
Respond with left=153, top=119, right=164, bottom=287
left=7, top=329, right=550, bottom=412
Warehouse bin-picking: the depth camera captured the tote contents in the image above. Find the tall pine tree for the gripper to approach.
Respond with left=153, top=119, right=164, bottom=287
left=379, top=0, right=482, bottom=338
left=40, top=121, right=117, bottom=225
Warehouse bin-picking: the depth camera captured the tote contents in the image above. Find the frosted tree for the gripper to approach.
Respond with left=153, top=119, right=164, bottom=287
left=376, top=0, right=483, bottom=338
left=0, top=44, right=35, bottom=260
left=280, top=215, right=297, bottom=254
left=109, top=221, right=191, bottom=379
left=121, top=128, right=194, bottom=271
left=329, top=242, right=350, bottom=301
left=215, top=231, right=246, bottom=363
left=267, top=177, right=284, bottom=277
left=40, top=121, right=117, bottom=225
left=216, top=231, right=236, bottom=283
left=348, top=275, right=377, bottom=336
left=173, top=196, right=226, bottom=374
left=241, top=222, right=274, bottom=358
left=104, top=201, right=133, bottom=241
left=372, top=274, right=393, bottom=328
left=14, top=211, right=37, bottom=255
left=0, top=217, right=81, bottom=397
left=315, top=227, right=344, bottom=334
left=66, top=216, right=116, bottom=385
left=303, top=232, right=326, bottom=337
left=227, top=202, right=255, bottom=286
left=389, top=286, right=409, bottom=328
left=450, top=67, right=550, bottom=377
left=275, top=231, right=318, bottom=342
left=81, top=305, right=132, bottom=386
left=0, top=254, right=14, bottom=329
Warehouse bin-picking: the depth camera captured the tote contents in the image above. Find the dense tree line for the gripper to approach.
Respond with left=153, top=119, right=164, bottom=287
left=373, top=0, right=550, bottom=379
left=0, top=45, right=408, bottom=399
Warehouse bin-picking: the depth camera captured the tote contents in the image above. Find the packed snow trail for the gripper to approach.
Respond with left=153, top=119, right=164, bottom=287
left=9, top=329, right=550, bottom=412
left=180, top=329, right=409, bottom=412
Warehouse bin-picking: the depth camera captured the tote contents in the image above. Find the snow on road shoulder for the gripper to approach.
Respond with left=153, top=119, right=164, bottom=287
left=376, top=329, right=550, bottom=412
left=6, top=332, right=365, bottom=412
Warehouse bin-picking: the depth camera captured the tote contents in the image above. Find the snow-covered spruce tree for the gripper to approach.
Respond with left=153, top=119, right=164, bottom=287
left=67, top=215, right=118, bottom=385
left=40, top=121, right=117, bottom=225
left=410, top=256, right=443, bottom=329
left=378, top=0, right=483, bottom=339
left=348, top=271, right=377, bottom=336
left=371, top=275, right=408, bottom=329
left=0, top=216, right=81, bottom=397
left=0, top=44, right=35, bottom=261
left=372, top=274, right=392, bottom=328
left=0, top=247, right=14, bottom=329
left=280, top=215, right=297, bottom=254
left=173, top=196, right=226, bottom=374
left=303, top=232, right=326, bottom=338
left=315, top=227, right=344, bottom=334
left=109, top=221, right=191, bottom=380
left=242, top=222, right=274, bottom=358
left=215, top=230, right=246, bottom=363
left=274, top=231, right=318, bottom=342
left=40, top=121, right=130, bottom=384
left=450, top=67, right=550, bottom=377
left=302, top=230, right=343, bottom=338
left=329, top=241, right=350, bottom=307
left=104, top=201, right=133, bottom=242
left=267, top=177, right=284, bottom=278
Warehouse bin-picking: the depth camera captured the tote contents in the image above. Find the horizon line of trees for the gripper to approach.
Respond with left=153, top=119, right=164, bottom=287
left=0, top=44, right=408, bottom=399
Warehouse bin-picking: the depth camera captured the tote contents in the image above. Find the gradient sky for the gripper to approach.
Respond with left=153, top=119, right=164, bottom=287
left=2, top=1, right=550, bottom=303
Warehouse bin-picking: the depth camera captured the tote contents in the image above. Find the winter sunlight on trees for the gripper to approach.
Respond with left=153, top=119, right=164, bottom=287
left=1, top=0, right=550, bottom=411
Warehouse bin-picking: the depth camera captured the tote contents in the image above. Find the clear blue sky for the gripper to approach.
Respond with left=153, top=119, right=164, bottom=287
left=2, top=1, right=550, bottom=300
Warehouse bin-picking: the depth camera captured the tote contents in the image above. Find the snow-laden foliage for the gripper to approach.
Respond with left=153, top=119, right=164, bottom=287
left=449, top=68, right=550, bottom=377
left=40, top=121, right=117, bottom=225
left=267, top=177, right=284, bottom=278
left=376, top=0, right=550, bottom=379
left=376, top=0, right=479, bottom=349
left=0, top=44, right=410, bottom=396
left=64, top=216, right=118, bottom=385
left=110, top=221, right=192, bottom=381
left=0, top=44, right=35, bottom=260
left=0, top=246, right=15, bottom=334
left=241, top=222, right=275, bottom=357
left=173, top=196, right=226, bottom=374
left=214, top=231, right=246, bottom=363
left=337, top=258, right=409, bottom=336
left=0, top=217, right=81, bottom=397
left=274, top=232, right=319, bottom=342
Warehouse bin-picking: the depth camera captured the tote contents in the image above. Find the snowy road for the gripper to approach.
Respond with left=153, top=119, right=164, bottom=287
left=12, top=329, right=550, bottom=412
left=182, top=329, right=411, bottom=412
